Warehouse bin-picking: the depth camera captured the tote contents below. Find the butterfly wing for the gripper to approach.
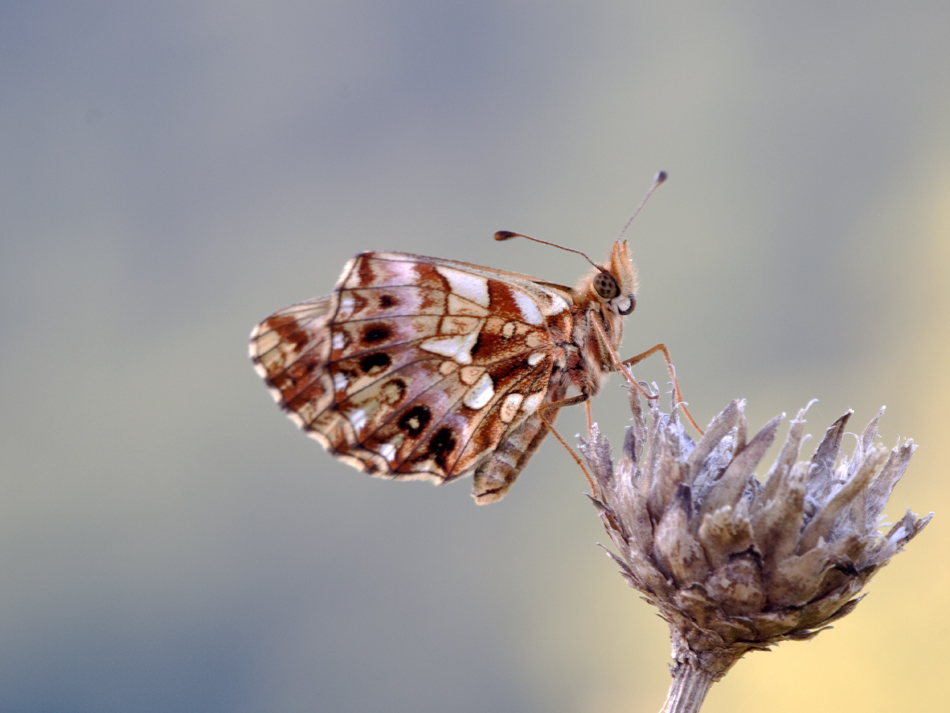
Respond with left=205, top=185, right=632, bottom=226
left=250, top=251, right=577, bottom=496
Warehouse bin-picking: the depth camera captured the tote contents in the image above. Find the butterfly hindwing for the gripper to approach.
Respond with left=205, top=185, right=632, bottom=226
left=251, top=241, right=640, bottom=502
left=251, top=252, right=572, bottom=483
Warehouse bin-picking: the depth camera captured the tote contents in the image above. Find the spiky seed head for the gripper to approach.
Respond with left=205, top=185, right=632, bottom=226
left=579, top=392, right=931, bottom=678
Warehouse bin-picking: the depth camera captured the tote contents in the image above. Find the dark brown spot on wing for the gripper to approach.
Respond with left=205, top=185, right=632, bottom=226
left=428, top=427, right=457, bottom=471
left=362, top=324, right=391, bottom=344
left=378, top=378, right=407, bottom=406
left=359, top=352, right=392, bottom=374
left=398, top=404, right=432, bottom=437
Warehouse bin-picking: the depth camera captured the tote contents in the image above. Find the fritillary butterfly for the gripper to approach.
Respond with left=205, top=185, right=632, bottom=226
left=250, top=176, right=696, bottom=503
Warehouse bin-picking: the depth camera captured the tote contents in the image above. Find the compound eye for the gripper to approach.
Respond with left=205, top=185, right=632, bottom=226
left=593, top=271, right=619, bottom=300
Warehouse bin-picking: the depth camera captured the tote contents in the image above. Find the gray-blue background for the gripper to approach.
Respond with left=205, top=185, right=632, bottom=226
left=2, top=3, right=948, bottom=711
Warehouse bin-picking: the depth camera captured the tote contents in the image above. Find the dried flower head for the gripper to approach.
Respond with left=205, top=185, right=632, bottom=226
left=579, top=389, right=931, bottom=711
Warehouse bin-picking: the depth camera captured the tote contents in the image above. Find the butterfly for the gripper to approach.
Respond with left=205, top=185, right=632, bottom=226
left=249, top=175, right=698, bottom=503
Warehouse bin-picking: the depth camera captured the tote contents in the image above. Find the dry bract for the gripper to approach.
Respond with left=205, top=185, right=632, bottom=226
left=579, top=390, right=931, bottom=712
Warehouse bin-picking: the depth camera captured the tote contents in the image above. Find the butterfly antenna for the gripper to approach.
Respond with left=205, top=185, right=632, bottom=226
left=616, top=170, right=667, bottom=241
left=495, top=170, right=667, bottom=264
left=494, top=231, right=602, bottom=271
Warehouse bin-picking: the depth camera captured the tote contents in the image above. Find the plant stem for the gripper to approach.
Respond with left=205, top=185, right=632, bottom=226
left=660, top=662, right=714, bottom=713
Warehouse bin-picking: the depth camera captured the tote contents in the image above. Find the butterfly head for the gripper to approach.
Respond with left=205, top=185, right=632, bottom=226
left=494, top=230, right=638, bottom=316
left=587, top=239, right=638, bottom=316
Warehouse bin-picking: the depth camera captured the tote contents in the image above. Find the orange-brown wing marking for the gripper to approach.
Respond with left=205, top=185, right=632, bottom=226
left=441, top=352, right=557, bottom=478
left=249, top=297, right=337, bottom=423
left=351, top=351, right=555, bottom=481
left=324, top=276, right=564, bottom=480
left=252, top=252, right=575, bottom=484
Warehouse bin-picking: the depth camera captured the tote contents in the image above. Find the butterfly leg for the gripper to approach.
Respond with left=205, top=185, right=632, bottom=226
left=587, top=317, right=703, bottom=435
left=537, top=394, right=599, bottom=497
left=587, top=316, right=659, bottom=405
left=621, top=344, right=703, bottom=435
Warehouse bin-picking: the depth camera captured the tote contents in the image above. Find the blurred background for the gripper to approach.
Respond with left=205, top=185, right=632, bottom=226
left=1, top=3, right=948, bottom=711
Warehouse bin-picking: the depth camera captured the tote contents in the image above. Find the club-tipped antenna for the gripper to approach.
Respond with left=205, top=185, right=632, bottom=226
left=616, top=170, right=667, bottom=241
left=495, top=171, right=667, bottom=266
left=494, top=230, right=602, bottom=271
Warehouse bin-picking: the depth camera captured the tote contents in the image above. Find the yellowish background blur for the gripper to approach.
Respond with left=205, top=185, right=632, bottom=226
left=1, top=3, right=947, bottom=711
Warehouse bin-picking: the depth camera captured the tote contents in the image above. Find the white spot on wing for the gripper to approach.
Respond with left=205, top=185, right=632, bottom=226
left=500, top=393, right=523, bottom=423
left=348, top=409, right=367, bottom=431
left=527, top=352, right=545, bottom=366
left=455, top=331, right=479, bottom=364
left=419, top=331, right=479, bottom=365
left=512, top=289, right=544, bottom=325
left=522, top=392, right=544, bottom=414
left=333, top=372, right=347, bottom=391
left=332, top=332, right=345, bottom=351
left=420, top=336, right=464, bottom=358
left=379, top=443, right=397, bottom=461
left=540, top=291, right=570, bottom=316
left=436, top=266, right=490, bottom=307
left=338, top=295, right=356, bottom=319
left=463, top=373, right=495, bottom=410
